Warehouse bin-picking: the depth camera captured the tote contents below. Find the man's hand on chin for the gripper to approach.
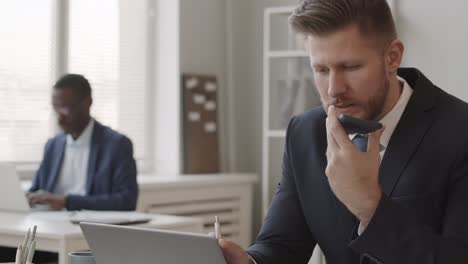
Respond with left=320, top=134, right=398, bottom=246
left=325, top=105, right=384, bottom=227
left=29, top=192, right=66, bottom=210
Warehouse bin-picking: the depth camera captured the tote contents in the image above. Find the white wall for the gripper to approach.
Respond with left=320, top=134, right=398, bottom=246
left=178, top=0, right=298, bottom=233
left=154, top=0, right=181, bottom=174
left=179, top=0, right=229, bottom=171
left=225, top=0, right=256, bottom=173
left=227, top=0, right=300, bottom=234
left=397, top=1, right=468, bottom=101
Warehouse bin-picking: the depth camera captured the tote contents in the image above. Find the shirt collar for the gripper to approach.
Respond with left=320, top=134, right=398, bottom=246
left=66, top=119, right=95, bottom=148
left=348, top=76, right=414, bottom=150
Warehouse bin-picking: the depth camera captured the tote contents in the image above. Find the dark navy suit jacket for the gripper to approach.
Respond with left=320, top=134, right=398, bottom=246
left=247, top=68, right=468, bottom=263
left=30, top=121, right=138, bottom=211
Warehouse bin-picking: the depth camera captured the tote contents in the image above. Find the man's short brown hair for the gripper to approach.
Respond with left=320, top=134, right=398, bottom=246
left=289, top=0, right=397, bottom=46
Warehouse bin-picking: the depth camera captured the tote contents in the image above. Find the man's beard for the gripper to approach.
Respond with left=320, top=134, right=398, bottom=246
left=364, top=70, right=390, bottom=121
left=321, top=68, right=391, bottom=121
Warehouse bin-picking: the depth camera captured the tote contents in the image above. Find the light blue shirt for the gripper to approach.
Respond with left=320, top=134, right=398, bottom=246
left=54, top=119, right=95, bottom=196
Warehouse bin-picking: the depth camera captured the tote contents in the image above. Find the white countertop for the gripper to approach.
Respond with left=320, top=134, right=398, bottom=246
left=22, top=173, right=258, bottom=191
left=137, top=173, right=258, bottom=189
left=0, top=211, right=202, bottom=240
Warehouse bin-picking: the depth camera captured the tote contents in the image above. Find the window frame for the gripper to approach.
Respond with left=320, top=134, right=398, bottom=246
left=14, top=0, right=157, bottom=178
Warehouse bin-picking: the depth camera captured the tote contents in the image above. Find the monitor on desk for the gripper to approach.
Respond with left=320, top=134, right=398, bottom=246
left=81, top=222, right=227, bottom=264
left=0, top=163, right=31, bottom=212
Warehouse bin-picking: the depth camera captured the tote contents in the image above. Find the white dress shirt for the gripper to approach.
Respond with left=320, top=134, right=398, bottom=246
left=54, top=119, right=95, bottom=196
left=349, top=77, right=413, bottom=158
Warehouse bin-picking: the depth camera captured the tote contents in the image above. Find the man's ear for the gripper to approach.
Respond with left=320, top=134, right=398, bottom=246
left=85, top=96, right=93, bottom=108
left=385, top=39, right=404, bottom=74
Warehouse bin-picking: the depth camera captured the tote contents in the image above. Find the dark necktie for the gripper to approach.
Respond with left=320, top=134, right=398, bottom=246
left=352, top=134, right=368, bottom=152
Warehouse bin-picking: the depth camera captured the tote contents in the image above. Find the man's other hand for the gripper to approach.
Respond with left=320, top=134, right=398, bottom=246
left=218, top=239, right=252, bottom=264
left=28, top=192, right=66, bottom=210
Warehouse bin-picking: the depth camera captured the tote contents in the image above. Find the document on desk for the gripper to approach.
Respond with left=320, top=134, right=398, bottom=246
left=68, top=211, right=152, bottom=225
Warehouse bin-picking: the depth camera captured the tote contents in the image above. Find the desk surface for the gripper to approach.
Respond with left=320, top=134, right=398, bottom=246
left=0, top=211, right=203, bottom=239
left=0, top=211, right=204, bottom=264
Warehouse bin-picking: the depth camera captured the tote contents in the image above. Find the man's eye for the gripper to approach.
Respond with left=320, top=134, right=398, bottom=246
left=344, top=65, right=360, bottom=70
left=314, top=68, right=329, bottom=73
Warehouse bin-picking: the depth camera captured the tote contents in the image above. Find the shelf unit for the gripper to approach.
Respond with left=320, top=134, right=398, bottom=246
left=262, top=8, right=325, bottom=263
left=267, top=130, right=286, bottom=138
left=262, top=6, right=321, bottom=216
left=268, top=50, right=309, bottom=58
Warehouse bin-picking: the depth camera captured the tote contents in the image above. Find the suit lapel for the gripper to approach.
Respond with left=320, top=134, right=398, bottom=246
left=379, top=68, right=438, bottom=196
left=86, top=121, right=101, bottom=194
left=46, top=135, right=66, bottom=192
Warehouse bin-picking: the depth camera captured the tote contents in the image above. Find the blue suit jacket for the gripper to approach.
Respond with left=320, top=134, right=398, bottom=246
left=247, top=68, right=468, bottom=263
left=30, top=121, right=138, bottom=211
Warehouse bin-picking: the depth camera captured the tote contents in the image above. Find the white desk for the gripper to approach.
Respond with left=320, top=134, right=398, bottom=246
left=0, top=211, right=204, bottom=264
left=21, top=173, right=259, bottom=248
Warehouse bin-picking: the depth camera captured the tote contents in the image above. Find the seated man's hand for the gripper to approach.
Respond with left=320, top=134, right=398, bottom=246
left=218, top=239, right=252, bottom=264
left=29, top=192, right=66, bottom=210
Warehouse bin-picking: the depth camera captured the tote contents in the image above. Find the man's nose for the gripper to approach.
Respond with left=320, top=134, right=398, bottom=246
left=327, top=71, right=347, bottom=98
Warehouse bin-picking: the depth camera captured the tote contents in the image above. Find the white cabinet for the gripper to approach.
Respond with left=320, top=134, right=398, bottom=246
left=136, top=173, right=258, bottom=248
left=262, top=6, right=321, bottom=215
left=262, top=6, right=324, bottom=264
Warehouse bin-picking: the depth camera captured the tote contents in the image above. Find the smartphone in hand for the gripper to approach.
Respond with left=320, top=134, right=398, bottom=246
left=338, top=114, right=382, bottom=134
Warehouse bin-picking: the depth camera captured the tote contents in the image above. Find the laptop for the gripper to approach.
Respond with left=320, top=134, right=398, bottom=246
left=0, top=162, right=32, bottom=212
left=80, top=222, right=227, bottom=264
